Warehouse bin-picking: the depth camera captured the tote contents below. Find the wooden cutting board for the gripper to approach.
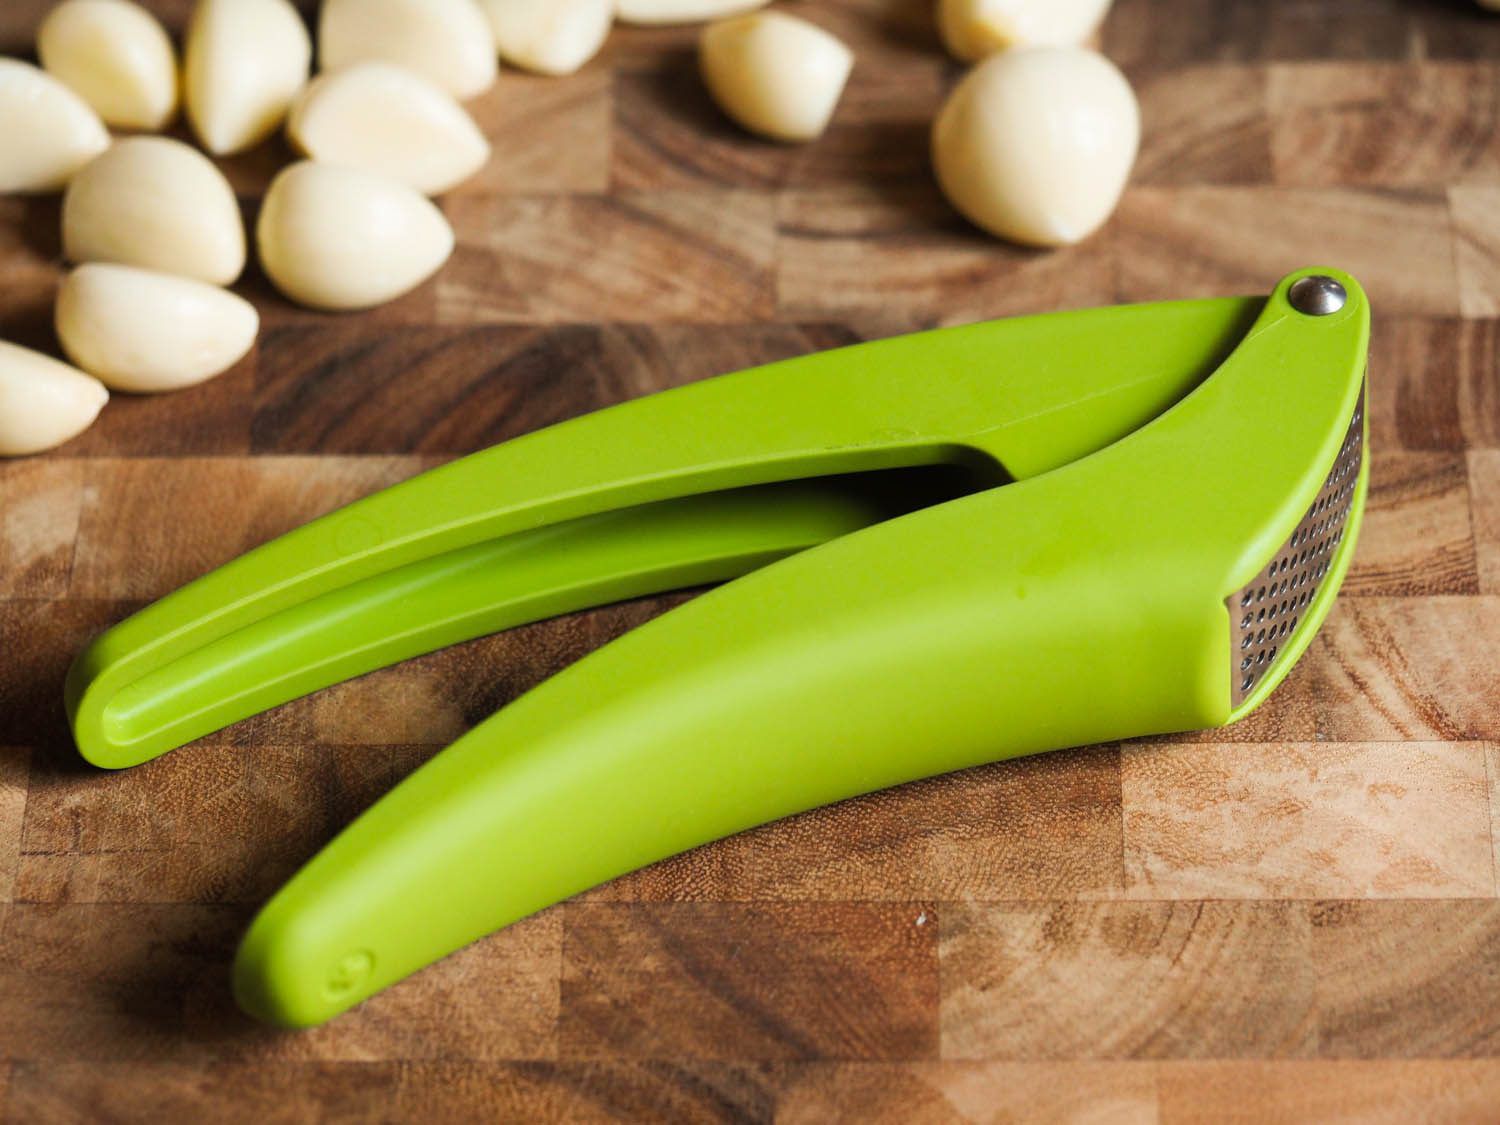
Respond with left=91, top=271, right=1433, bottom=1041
left=2, top=0, right=1499, bottom=1120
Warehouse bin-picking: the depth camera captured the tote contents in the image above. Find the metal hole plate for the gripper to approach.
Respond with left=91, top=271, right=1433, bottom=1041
left=1227, top=380, right=1366, bottom=708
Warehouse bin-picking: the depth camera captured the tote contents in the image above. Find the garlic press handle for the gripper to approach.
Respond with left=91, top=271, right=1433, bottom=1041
left=70, top=297, right=1255, bottom=768
left=235, top=465, right=1222, bottom=1028
left=233, top=271, right=1369, bottom=1026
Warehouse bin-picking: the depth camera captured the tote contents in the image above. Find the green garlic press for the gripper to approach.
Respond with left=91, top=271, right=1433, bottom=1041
left=65, top=267, right=1371, bottom=1027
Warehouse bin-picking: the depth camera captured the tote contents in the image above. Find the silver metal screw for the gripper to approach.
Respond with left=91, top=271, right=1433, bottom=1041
left=1288, top=275, right=1347, bottom=316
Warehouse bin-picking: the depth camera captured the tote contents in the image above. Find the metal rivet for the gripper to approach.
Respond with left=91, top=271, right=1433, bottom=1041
left=1289, top=275, right=1347, bottom=316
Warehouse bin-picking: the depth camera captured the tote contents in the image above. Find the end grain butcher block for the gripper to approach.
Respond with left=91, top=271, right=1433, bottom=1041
left=2, top=0, right=1500, bottom=1120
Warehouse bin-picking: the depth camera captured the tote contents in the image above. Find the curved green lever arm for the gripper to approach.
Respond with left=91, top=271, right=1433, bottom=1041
left=73, top=474, right=968, bottom=767
left=69, top=297, right=1257, bottom=769
left=233, top=270, right=1369, bottom=1026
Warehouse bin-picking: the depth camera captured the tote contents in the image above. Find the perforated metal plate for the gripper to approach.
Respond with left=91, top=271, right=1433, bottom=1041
left=1228, top=382, right=1366, bottom=708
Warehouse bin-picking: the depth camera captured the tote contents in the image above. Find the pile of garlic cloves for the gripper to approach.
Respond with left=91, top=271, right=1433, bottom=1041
left=0, top=0, right=1148, bottom=456
left=1, top=0, right=609, bottom=455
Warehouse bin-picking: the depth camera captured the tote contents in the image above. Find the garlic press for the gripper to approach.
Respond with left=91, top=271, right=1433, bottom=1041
left=66, top=267, right=1371, bottom=1027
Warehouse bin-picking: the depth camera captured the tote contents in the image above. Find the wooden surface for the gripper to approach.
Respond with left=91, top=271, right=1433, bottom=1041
left=3, top=0, right=1500, bottom=1120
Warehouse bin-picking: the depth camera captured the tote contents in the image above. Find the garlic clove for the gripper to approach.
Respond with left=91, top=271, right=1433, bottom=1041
left=0, top=59, right=110, bottom=194
left=55, top=264, right=259, bottom=394
left=257, top=161, right=455, bottom=311
left=318, top=0, right=498, bottom=101
left=938, top=0, right=1113, bottom=61
left=38, top=0, right=179, bottom=132
left=63, top=136, right=247, bottom=285
left=932, top=46, right=1139, bottom=248
left=479, top=0, right=613, bottom=77
left=699, top=12, right=853, bottom=143
left=618, top=0, right=769, bottom=26
left=185, top=0, right=312, bottom=156
left=0, top=340, right=108, bottom=457
left=288, top=63, right=490, bottom=196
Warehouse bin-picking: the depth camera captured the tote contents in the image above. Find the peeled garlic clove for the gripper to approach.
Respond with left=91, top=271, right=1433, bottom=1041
left=257, top=162, right=455, bottom=311
left=932, top=46, right=1139, bottom=248
left=938, top=0, right=1112, bottom=61
left=55, top=264, right=258, bottom=394
left=63, top=137, right=246, bottom=285
left=319, top=0, right=497, bottom=101
left=699, top=12, right=852, bottom=143
left=618, top=0, right=769, bottom=25
left=185, top=0, right=312, bottom=155
left=480, top=0, right=612, bottom=77
left=38, top=0, right=178, bottom=131
left=0, top=341, right=108, bottom=456
left=287, top=64, right=489, bottom=196
left=0, top=60, right=110, bottom=194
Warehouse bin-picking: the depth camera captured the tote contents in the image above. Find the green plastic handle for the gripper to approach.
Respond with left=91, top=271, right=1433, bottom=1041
left=68, top=295, right=1257, bottom=769
left=76, top=475, right=969, bottom=764
left=230, top=270, right=1369, bottom=1025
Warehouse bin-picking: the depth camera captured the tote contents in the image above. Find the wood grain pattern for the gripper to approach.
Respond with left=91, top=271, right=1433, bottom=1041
left=440, top=192, right=777, bottom=323
left=0, top=904, right=559, bottom=1065
left=775, top=186, right=1117, bottom=323
left=1489, top=744, right=1500, bottom=886
left=464, top=71, right=613, bottom=196
left=560, top=902, right=939, bottom=1060
left=1135, top=65, right=1272, bottom=186
left=1116, top=187, right=1460, bottom=315
left=2, top=0, right=1500, bottom=1119
left=941, top=900, right=1319, bottom=1060
left=770, top=1060, right=1163, bottom=1123
left=1121, top=741, right=1494, bottom=899
left=1311, top=899, right=1500, bottom=1057
left=1472, top=449, right=1500, bottom=592
left=1345, top=451, right=1479, bottom=595
left=1368, top=317, right=1500, bottom=451
left=68, top=457, right=432, bottom=599
left=1268, top=62, right=1500, bottom=187
left=0, top=749, right=25, bottom=903
left=1306, top=598, right=1500, bottom=741
left=1155, top=1061, right=1500, bottom=1124
left=0, top=461, right=81, bottom=597
left=1451, top=186, right=1500, bottom=318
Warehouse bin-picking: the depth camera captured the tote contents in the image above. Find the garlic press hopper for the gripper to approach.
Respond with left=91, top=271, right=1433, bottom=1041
left=66, top=268, right=1371, bottom=1026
